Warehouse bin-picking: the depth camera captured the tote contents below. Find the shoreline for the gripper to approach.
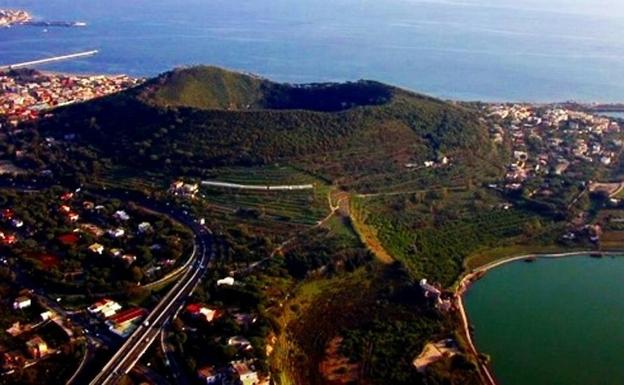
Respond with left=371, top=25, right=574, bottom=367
left=455, top=249, right=624, bottom=385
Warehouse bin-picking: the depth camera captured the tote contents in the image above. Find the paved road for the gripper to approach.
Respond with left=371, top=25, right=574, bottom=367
left=88, top=210, right=212, bottom=385
left=201, top=180, right=314, bottom=191
left=0, top=182, right=213, bottom=385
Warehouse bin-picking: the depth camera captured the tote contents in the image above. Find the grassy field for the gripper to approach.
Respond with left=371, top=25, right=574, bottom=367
left=463, top=244, right=572, bottom=271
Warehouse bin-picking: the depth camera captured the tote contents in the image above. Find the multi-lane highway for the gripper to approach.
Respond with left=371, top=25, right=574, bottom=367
left=89, top=211, right=212, bottom=385
left=0, top=183, right=214, bottom=385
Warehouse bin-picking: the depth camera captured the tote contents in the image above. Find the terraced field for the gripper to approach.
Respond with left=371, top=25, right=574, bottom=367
left=203, top=166, right=321, bottom=186
left=197, top=166, right=331, bottom=238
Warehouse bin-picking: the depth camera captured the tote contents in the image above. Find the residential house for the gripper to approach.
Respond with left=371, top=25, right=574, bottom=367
left=60, top=192, right=74, bottom=201
left=68, top=212, right=80, bottom=222
left=197, top=365, right=221, bottom=385
left=231, top=361, right=259, bottom=385
left=25, top=336, right=48, bottom=359
left=217, top=277, right=235, bottom=286
left=88, top=298, right=122, bottom=318
left=121, top=254, right=136, bottom=265
left=81, top=223, right=105, bottom=237
left=138, top=222, right=152, bottom=233
left=107, top=228, right=125, bottom=238
left=113, top=210, right=130, bottom=221
left=227, top=336, right=253, bottom=352
left=89, top=243, right=105, bottom=254
left=13, top=296, right=31, bottom=310
left=106, top=307, right=146, bottom=337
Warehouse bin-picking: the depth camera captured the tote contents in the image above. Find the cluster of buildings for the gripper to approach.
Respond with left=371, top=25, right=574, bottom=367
left=0, top=9, right=31, bottom=27
left=88, top=298, right=146, bottom=337
left=405, top=156, right=450, bottom=170
left=487, top=104, right=621, bottom=193
left=185, top=303, right=265, bottom=385
left=0, top=70, right=142, bottom=127
left=170, top=180, right=200, bottom=198
left=0, top=208, right=22, bottom=246
left=55, top=192, right=159, bottom=270
left=2, top=334, right=50, bottom=372
left=419, top=278, right=452, bottom=312
left=198, top=361, right=261, bottom=385
left=0, top=190, right=174, bottom=286
left=2, top=293, right=73, bottom=373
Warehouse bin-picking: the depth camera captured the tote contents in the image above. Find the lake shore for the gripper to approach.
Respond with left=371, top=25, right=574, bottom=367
left=455, top=249, right=624, bottom=385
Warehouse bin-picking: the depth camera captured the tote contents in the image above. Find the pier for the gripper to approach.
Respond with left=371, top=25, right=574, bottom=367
left=0, top=50, right=99, bottom=71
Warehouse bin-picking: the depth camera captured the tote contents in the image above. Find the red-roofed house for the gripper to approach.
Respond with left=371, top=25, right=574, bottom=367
left=58, top=233, right=79, bottom=246
left=1, top=209, right=14, bottom=220
left=107, top=307, right=146, bottom=325
left=106, top=307, right=146, bottom=337
left=2, top=234, right=16, bottom=245
left=60, top=192, right=74, bottom=201
left=187, top=303, right=202, bottom=314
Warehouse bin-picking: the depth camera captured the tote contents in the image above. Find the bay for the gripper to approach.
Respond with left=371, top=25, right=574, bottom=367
left=1, top=0, right=624, bottom=101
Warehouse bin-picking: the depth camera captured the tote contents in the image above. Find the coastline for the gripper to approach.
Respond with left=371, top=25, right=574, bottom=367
left=455, top=249, right=624, bottom=385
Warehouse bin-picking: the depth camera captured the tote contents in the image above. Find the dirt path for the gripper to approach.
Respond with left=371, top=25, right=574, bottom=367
left=348, top=199, right=394, bottom=264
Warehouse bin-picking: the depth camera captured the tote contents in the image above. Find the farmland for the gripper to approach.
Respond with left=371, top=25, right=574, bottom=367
left=182, top=166, right=331, bottom=241
left=353, top=188, right=552, bottom=286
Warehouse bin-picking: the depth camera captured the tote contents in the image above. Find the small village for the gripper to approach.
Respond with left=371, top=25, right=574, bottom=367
left=487, top=103, right=621, bottom=193
left=485, top=103, right=624, bottom=245
left=0, top=9, right=31, bottom=28
left=0, top=187, right=196, bottom=380
left=0, top=69, right=142, bottom=127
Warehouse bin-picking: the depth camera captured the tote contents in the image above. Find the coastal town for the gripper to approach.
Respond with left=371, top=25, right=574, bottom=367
left=0, top=9, right=31, bottom=27
left=0, top=69, right=142, bottom=127
left=5, top=0, right=624, bottom=384
left=486, top=103, right=622, bottom=200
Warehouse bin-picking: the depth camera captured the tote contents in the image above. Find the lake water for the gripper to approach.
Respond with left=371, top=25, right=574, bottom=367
left=1, top=0, right=624, bottom=101
left=464, top=255, right=624, bottom=385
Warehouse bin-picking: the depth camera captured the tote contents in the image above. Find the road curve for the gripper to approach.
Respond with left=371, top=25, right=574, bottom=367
left=88, top=207, right=213, bottom=385
left=0, top=183, right=212, bottom=385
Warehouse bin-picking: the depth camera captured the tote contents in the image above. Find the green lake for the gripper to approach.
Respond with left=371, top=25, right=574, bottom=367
left=464, top=255, right=624, bottom=385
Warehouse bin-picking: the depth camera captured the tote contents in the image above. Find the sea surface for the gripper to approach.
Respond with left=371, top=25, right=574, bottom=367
left=1, top=0, right=624, bottom=101
left=599, top=111, right=624, bottom=120
left=464, top=255, right=624, bottom=385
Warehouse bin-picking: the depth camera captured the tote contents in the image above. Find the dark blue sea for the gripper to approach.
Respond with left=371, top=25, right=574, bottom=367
left=1, top=0, right=624, bottom=102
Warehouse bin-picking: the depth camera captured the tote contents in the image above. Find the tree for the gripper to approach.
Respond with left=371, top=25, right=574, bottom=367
left=130, top=266, right=144, bottom=283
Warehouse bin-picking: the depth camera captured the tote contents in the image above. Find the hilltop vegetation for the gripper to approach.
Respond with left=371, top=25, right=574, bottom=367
left=28, top=66, right=504, bottom=193
left=139, top=66, right=393, bottom=112
left=138, top=66, right=267, bottom=110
